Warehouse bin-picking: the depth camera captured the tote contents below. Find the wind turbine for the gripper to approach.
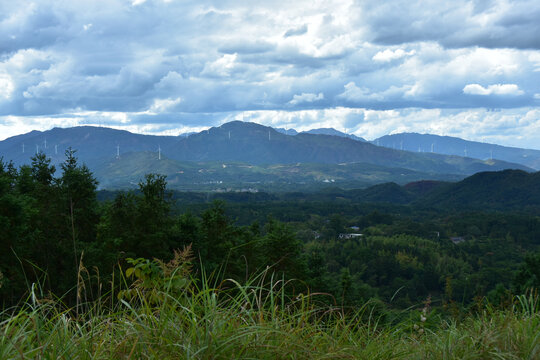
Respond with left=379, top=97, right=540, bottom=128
left=158, top=145, right=161, bottom=160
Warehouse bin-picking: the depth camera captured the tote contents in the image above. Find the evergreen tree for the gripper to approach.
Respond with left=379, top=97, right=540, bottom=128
left=198, top=200, right=235, bottom=273
left=135, top=174, right=176, bottom=259
left=0, top=160, right=30, bottom=302
left=261, top=218, right=307, bottom=279
left=513, top=252, right=540, bottom=294
left=59, top=148, right=99, bottom=245
left=97, top=173, right=176, bottom=265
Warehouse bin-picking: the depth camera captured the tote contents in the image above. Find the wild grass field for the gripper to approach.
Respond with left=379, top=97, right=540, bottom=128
left=1, top=250, right=539, bottom=360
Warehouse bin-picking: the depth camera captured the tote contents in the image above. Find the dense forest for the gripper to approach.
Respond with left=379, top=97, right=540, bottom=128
left=1, top=150, right=540, bottom=312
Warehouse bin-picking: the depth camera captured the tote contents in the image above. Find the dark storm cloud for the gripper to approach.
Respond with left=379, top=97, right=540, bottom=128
left=360, top=0, right=540, bottom=50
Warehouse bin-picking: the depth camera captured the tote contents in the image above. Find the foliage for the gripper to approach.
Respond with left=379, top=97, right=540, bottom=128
left=0, top=151, right=99, bottom=303
left=2, top=147, right=540, bottom=358
left=119, top=246, right=193, bottom=305
left=2, top=151, right=540, bottom=314
left=0, top=261, right=539, bottom=359
left=514, top=253, right=540, bottom=294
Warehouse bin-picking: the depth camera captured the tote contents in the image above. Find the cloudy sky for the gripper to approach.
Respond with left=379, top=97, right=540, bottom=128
left=1, top=0, right=540, bottom=148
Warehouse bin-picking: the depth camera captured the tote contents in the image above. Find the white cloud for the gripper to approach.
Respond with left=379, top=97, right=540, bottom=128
left=0, top=114, right=85, bottom=141
left=534, top=93, right=540, bottom=99
left=201, top=54, right=238, bottom=77
left=530, top=53, right=540, bottom=72
left=338, top=82, right=383, bottom=102
left=0, top=74, right=15, bottom=100
left=288, top=92, right=324, bottom=105
left=0, top=0, right=540, bottom=148
left=148, top=97, right=182, bottom=113
left=372, top=48, right=415, bottom=62
left=463, top=83, right=525, bottom=96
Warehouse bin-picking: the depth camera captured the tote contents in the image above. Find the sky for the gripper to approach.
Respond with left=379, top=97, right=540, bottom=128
left=1, top=0, right=540, bottom=149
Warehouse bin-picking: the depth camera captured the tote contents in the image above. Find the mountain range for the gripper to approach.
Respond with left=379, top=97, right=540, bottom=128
left=260, top=126, right=540, bottom=170
left=372, top=133, right=540, bottom=170
left=0, top=121, right=536, bottom=190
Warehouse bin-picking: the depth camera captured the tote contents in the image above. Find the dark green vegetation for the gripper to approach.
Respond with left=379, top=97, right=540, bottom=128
left=0, top=121, right=532, bottom=191
left=2, top=259, right=539, bottom=359
left=1, top=260, right=539, bottom=359
left=2, top=151, right=540, bottom=358
left=2, top=151, right=540, bottom=307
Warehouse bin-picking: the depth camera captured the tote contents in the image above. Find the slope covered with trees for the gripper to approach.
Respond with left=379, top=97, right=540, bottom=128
left=2, top=151, right=540, bottom=310
left=2, top=151, right=540, bottom=359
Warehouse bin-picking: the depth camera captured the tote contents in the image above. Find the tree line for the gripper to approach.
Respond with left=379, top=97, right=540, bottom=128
left=1, top=151, right=539, bottom=310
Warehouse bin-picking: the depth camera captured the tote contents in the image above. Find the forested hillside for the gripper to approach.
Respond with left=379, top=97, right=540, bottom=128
left=2, top=151, right=540, bottom=359
left=2, top=151, right=540, bottom=309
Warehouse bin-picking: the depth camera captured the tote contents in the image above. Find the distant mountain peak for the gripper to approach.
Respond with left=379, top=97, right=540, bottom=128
left=275, top=127, right=298, bottom=135
left=217, top=120, right=280, bottom=133
left=302, top=128, right=366, bottom=142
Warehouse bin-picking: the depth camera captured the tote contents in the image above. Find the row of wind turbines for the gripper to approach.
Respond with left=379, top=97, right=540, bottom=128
left=22, top=130, right=496, bottom=163
left=22, top=139, right=60, bottom=155
left=386, top=140, right=494, bottom=160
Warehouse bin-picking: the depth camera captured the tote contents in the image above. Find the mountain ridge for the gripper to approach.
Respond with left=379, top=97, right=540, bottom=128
left=373, top=132, right=540, bottom=170
left=0, top=121, right=533, bottom=190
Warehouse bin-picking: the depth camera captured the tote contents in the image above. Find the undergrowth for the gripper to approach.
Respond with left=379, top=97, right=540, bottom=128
left=1, top=249, right=539, bottom=359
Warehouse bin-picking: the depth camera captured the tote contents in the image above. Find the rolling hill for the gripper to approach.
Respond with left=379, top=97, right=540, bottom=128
left=334, top=169, right=540, bottom=211
left=266, top=169, right=540, bottom=211
left=417, top=169, right=540, bottom=211
left=92, top=152, right=464, bottom=191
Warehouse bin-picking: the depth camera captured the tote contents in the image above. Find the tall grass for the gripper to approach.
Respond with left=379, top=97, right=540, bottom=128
left=1, top=255, right=539, bottom=359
